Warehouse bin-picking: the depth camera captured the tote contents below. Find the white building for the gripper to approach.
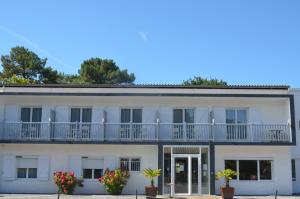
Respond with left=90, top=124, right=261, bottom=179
left=0, top=84, right=297, bottom=196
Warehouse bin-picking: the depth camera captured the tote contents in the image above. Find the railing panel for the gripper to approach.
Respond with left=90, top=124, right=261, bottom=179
left=0, top=122, right=292, bottom=143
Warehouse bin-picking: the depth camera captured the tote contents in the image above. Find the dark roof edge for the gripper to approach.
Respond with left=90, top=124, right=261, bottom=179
left=0, top=84, right=290, bottom=90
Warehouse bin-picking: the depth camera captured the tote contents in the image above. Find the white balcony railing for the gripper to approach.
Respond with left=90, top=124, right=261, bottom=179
left=0, top=122, right=292, bottom=143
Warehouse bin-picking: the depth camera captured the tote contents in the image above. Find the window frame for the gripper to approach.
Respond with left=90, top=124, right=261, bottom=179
left=20, top=107, right=42, bottom=122
left=16, top=156, right=38, bottom=180
left=120, top=108, right=143, bottom=123
left=224, top=158, right=273, bottom=181
left=173, top=108, right=195, bottom=123
left=119, top=157, right=141, bottom=172
left=81, top=157, right=104, bottom=180
left=225, top=108, right=248, bottom=124
left=70, top=107, right=92, bottom=123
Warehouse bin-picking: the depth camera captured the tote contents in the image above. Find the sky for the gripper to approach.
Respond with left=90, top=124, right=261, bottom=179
left=0, top=0, right=300, bottom=86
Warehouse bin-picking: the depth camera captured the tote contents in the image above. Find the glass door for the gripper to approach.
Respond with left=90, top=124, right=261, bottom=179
left=174, top=157, right=188, bottom=194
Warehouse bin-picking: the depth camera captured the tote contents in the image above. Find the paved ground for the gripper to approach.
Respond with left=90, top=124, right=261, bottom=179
left=0, top=195, right=300, bottom=199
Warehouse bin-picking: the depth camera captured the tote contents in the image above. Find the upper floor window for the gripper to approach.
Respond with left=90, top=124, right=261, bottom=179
left=21, top=107, right=42, bottom=138
left=71, top=108, right=92, bottom=123
left=121, top=108, right=142, bottom=123
left=226, top=109, right=248, bottom=140
left=173, top=108, right=194, bottom=123
left=21, top=107, right=42, bottom=123
left=226, top=109, right=247, bottom=124
left=16, top=156, right=38, bottom=179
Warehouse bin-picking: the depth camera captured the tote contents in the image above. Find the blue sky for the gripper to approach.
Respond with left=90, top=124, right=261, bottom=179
left=0, top=0, right=300, bottom=86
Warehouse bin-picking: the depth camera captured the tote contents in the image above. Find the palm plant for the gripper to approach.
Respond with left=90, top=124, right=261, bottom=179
left=142, top=168, right=161, bottom=187
left=216, top=169, right=238, bottom=188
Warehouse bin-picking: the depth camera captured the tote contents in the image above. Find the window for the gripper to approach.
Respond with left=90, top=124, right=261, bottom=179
left=239, top=160, right=257, bottom=180
left=120, top=108, right=142, bottom=139
left=173, top=108, right=194, bottom=139
left=16, top=156, right=38, bottom=179
left=82, top=158, right=103, bottom=179
left=292, top=159, right=296, bottom=181
left=120, top=157, right=141, bottom=171
left=20, top=107, right=42, bottom=138
left=70, top=108, right=92, bottom=138
left=224, top=159, right=272, bottom=181
left=260, top=160, right=272, bottom=180
left=226, top=109, right=247, bottom=140
left=225, top=160, right=237, bottom=179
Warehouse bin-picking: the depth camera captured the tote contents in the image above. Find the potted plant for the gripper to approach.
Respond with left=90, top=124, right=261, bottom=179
left=216, top=169, right=238, bottom=199
left=142, top=168, right=161, bottom=198
left=98, top=168, right=130, bottom=195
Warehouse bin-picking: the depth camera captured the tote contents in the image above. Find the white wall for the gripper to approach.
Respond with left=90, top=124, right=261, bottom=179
left=0, top=144, right=158, bottom=194
left=215, top=146, right=292, bottom=195
left=1, top=96, right=290, bottom=125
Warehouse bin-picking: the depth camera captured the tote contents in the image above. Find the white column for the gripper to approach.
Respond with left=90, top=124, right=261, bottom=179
left=199, top=147, right=202, bottom=194
left=188, top=156, right=192, bottom=195
left=170, top=147, right=174, bottom=196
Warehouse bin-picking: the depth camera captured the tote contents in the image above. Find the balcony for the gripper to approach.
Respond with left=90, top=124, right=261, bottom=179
left=0, top=122, right=292, bottom=143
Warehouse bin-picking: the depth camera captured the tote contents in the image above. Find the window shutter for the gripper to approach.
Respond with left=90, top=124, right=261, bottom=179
left=5, top=105, right=19, bottom=122
left=249, top=107, right=262, bottom=124
left=3, top=155, right=16, bottom=180
left=69, top=156, right=82, bottom=178
left=104, top=156, right=117, bottom=170
left=213, top=107, right=226, bottom=123
left=213, top=107, right=226, bottom=140
left=37, top=156, right=50, bottom=181
left=195, top=107, right=209, bottom=123
left=55, top=106, right=69, bottom=122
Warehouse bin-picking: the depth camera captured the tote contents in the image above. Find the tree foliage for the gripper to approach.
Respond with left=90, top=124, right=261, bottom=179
left=79, top=58, right=135, bottom=84
left=183, top=76, right=227, bottom=86
left=0, top=46, right=59, bottom=84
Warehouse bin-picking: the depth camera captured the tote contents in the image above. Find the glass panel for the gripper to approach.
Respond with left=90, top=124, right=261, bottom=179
left=28, top=168, right=37, bottom=178
left=237, top=110, right=247, bottom=123
left=201, top=148, right=209, bottom=194
left=185, top=109, right=194, bottom=123
left=173, top=109, right=183, bottom=123
left=32, top=108, right=42, bottom=122
left=132, top=109, right=142, bottom=123
left=94, top=169, right=103, bottom=179
left=131, top=158, right=141, bottom=171
left=292, top=159, right=296, bottom=181
left=163, top=147, right=171, bottom=194
left=121, top=109, right=131, bottom=123
left=82, top=108, right=92, bottom=122
left=83, top=169, right=93, bottom=179
left=225, top=160, right=237, bottom=179
left=174, top=157, right=188, bottom=193
left=120, top=158, right=130, bottom=170
left=71, top=108, right=81, bottom=122
left=226, top=109, right=235, bottom=123
left=192, top=157, right=198, bottom=194
left=21, top=108, right=31, bottom=122
left=260, top=160, right=272, bottom=180
left=17, top=168, right=27, bottom=178
left=239, top=160, right=258, bottom=180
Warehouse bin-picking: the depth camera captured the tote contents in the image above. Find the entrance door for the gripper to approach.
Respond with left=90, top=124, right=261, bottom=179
left=173, top=155, right=201, bottom=195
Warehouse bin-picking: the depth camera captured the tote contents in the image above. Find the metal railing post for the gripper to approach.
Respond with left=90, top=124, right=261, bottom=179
left=156, top=119, right=160, bottom=142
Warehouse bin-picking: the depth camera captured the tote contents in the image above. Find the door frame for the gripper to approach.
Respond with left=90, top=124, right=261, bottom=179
left=171, top=153, right=202, bottom=195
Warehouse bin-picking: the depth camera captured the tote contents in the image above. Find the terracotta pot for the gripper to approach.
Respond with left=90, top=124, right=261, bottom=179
left=220, top=187, right=235, bottom=199
left=145, top=186, right=158, bottom=198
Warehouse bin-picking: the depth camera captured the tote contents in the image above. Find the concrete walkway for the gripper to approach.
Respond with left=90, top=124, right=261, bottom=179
left=0, top=195, right=300, bottom=199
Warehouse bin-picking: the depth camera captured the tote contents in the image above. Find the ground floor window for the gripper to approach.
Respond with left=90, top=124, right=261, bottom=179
left=292, top=159, right=296, bottom=181
left=120, top=157, right=141, bottom=171
left=82, top=158, right=104, bottom=179
left=16, top=156, right=38, bottom=179
left=225, top=159, right=272, bottom=180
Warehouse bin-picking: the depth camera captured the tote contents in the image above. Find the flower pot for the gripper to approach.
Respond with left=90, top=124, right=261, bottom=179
left=220, top=187, right=235, bottom=199
left=145, top=186, right=158, bottom=198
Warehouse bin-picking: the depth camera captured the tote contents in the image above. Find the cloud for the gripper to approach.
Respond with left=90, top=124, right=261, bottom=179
left=138, top=31, right=148, bottom=42
left=0, top=24, right=73, bottom=70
